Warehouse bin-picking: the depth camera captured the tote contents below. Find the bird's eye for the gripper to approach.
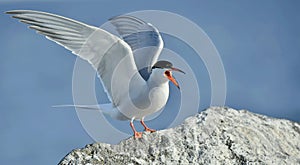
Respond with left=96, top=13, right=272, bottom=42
left=164, top=70, right=171, bottom=77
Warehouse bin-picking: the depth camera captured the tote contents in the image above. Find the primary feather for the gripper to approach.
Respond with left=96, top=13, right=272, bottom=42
left=6, top=10, right=146, bottom=107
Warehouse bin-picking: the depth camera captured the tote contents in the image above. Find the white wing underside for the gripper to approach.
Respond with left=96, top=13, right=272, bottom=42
left=7, top=10, right=145, bottom=107
left=109, top=15, right=164, bottom=80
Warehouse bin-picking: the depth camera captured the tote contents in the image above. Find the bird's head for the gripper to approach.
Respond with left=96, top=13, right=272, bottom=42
left=151, top=60, right=185, bottom=89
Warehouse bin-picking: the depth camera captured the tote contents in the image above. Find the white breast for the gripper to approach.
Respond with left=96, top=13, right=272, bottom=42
left=148, top=82, right=169, bottom=114
left=114, top=81, right=170, bottom=120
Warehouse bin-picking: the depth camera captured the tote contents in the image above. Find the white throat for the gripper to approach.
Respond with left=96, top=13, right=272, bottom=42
left=147, top=68, right=169, bottom=89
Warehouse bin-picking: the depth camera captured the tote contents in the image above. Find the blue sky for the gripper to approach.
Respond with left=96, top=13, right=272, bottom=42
left=1, top=1, right=300, bottom=164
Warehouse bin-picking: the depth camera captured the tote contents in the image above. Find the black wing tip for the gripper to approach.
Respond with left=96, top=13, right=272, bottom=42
left=109, top=14, right=138, bottom=21
left=108, top=14, right=145, bottom=24
left=5, top=10, right=27, bottom=14
left=108, top=14, right=122, bottom=21
left=5, top=10, right=16, bottom=14
left=5, top=10, right=44, bottom=15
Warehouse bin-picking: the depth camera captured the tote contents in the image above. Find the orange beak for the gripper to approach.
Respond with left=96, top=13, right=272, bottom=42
left=167, top=75, right=180, bottom=89
left=167, top=67, right=185, bottom=90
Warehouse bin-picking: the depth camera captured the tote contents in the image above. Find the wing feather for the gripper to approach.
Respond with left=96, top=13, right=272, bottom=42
left=7, top=10, right=145, bottom=107
left=109, top=15, right=164, bottom=80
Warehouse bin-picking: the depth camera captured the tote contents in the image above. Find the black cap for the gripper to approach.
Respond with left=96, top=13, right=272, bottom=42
left=152, top=60, right=173, bottom=69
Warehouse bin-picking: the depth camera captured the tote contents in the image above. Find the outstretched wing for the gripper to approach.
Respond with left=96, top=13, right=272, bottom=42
left=7, top=10, right=145, bottom=107
left=109, top=15, right=164, bottom=80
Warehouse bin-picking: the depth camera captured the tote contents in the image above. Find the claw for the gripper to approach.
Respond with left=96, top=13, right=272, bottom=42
left=134, top=132, right=143, bottom=138
left=140, top=120, right=156, bottom=133
left=130, top=120, right=143, bottom=139
left=145, top=127, right=156, bottom=133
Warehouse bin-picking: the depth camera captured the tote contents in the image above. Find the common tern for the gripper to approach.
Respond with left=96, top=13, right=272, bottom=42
left=6, top=10, right=185, bottom=138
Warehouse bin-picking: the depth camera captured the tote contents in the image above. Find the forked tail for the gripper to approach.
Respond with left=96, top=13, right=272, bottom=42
left=52, top=103, right=128, bottom=120
left=52, top=104, right=101, bottom=110
left=52, top=103, right=113, bottom=116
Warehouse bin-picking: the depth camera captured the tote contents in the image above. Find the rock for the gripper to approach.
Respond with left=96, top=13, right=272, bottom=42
left=59, top=107, right=300, bottom=164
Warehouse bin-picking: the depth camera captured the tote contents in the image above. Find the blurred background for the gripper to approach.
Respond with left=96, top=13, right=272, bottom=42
left=1, top=0, right=299, bottom=164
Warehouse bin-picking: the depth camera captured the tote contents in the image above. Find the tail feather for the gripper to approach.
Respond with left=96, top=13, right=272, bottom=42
left=52, top=103, right=129, bottom=120
left=52, top=104, right=100, bottom=110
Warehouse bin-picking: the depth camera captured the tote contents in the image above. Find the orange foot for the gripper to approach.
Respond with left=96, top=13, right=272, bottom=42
left=145, top=128, right=156, bottom=133
left=140, top=120, right=156, bottom=133
left=134, top=132, right=143, bottom=138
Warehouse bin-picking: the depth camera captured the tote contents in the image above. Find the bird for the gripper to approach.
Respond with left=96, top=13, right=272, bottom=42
left=6, top=10, right=185, bottom=138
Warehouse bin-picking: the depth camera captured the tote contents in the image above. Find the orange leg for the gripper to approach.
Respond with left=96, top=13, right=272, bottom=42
left=140, top=119, right=156, bottom=133
left=130, top=120, right=142, bottom=138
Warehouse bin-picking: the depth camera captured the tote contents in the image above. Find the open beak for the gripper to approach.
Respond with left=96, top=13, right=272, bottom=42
left=168, top=67, right=185, bottom=90
left=171, top=67, right=185, bottom=74
left=167, top=75, right=180, bottom=89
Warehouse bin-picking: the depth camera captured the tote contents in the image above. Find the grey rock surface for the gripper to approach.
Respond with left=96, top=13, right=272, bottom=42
left=59, top=107, right=300, bottom=164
